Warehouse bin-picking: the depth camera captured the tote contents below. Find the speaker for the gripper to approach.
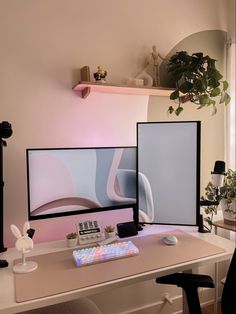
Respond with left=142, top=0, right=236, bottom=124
left=117, top=221, right=138, bottom=238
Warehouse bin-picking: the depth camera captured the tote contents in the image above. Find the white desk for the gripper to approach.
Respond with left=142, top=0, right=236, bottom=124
left=0, top=225, right=235, bottom=314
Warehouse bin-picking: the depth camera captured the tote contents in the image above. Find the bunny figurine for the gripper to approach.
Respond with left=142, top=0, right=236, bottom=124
left=10, top=221, right=38, bottom=273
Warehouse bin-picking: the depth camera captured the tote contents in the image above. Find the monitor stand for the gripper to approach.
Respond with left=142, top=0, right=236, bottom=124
left=198, top=214, right=210, bottom=233
left=132, top=205, right=143, bottom=231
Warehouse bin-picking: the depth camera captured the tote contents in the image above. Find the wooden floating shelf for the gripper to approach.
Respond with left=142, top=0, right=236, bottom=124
left=73, top=81, right=174, bottom=99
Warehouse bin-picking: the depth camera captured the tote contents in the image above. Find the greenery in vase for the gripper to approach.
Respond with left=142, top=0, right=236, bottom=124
left=167, top=51, right=231, bottom=116
left=104, top=225, right=115, bottom=233
left=203, top=169, right=236, bottom=229
left=66, top=232, right=77, bottom=239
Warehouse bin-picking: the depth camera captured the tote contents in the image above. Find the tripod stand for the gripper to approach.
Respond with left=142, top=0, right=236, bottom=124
left=0, top=121, right=13, bottom=267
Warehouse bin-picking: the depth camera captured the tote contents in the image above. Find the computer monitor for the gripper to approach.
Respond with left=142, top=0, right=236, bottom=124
left=137, top=121, right=200, bottom=225
left=27, top=146, right=137, bottom=221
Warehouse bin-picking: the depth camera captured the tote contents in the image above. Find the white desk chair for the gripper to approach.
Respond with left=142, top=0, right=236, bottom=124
left=22, top=298, right=101, bottom=314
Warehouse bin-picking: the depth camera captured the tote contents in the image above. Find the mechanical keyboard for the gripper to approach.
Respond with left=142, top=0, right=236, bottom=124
left=73, top=241, right=139, bottom=267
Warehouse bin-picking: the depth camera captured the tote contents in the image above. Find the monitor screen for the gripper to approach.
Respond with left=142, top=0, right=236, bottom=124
left=27, top=146, right=137, bottom=220
left=137, top=121, right=200, bottom=225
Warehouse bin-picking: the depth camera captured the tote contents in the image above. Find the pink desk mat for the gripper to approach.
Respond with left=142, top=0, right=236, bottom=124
left=14, top=230, right=225, bottom=302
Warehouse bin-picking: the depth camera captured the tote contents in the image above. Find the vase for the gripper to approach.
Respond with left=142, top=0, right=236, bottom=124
left=67, top=237, right=78, bottom=247
left=95, top=79, right=106, bottom=84
left=135, top=70, right=153, bottom=87
left=105, top=231, right=116, bottom=239
left=220, top=200, right=236, bottom=225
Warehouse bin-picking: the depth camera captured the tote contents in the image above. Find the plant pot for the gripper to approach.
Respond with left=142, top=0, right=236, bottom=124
left=220, top=200, right=236, bottom=225
left=67, top=237, right=78, bottom=247
left=135, top=70, right=153, bottom=87
left=105, top=231, right=116, bottom=239
left=180, top=94, right=192, bottom=103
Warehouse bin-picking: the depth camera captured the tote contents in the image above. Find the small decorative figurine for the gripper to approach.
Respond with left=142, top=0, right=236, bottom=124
left=10, top=221, right=38, bottom=273
left=146, top=45, right=165, bottom=86
left=93, top=66, right=107, bottom=82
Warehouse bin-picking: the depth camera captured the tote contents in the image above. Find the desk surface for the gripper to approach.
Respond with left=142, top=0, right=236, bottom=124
left=0, top=225, right=235, bottom=314
left=212, top=220, right=236, bottom=232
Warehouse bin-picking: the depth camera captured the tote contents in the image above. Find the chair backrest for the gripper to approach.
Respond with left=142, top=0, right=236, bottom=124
left=221, top=247, right=236, bottom=314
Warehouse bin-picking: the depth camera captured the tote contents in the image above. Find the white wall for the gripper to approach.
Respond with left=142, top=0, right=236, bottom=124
left=1, top=0, right=232, bottom=247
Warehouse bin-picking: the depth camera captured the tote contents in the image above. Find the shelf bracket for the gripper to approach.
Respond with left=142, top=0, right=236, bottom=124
left=81, top=87, right=91, bottom=99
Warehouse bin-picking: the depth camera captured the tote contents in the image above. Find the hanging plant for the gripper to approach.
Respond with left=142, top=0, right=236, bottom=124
left=167, top=51, right=231, bottom=116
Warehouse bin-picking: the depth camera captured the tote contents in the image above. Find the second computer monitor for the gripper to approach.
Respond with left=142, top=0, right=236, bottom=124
left=137, top=121, right=200, bottom=225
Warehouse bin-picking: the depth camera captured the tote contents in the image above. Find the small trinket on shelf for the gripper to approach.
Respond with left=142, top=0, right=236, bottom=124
left=93, top=66, right=107, bottom=82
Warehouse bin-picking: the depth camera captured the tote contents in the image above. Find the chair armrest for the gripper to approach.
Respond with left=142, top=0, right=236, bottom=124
left=156, top=273, right=214, bottom=289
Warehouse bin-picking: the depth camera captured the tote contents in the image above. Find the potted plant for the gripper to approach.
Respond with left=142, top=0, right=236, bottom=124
left=66, top=232, right=78, bottom=247
left=166, top=51, right=231, bottom=116
left=203, top=169, right=236, bottom=229
left=104, top=225, right=116, bottom=239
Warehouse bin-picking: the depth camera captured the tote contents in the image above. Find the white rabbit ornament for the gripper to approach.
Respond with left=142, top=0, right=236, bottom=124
left=10, top=221, right=38, bottom=273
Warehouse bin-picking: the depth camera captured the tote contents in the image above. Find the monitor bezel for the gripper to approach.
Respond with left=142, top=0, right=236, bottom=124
left=26, top=146, right=137, bottom=221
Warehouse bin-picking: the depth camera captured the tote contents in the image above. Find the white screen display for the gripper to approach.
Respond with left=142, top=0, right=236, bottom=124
left=137, top=121, right=200, bottom=225
left=27, top=147, right=137, bottom=220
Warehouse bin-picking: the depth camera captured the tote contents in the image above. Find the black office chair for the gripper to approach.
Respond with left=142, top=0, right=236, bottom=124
left=156, top=247, right=236, bottom=314
left=221, top=247, right=236, bottom=314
